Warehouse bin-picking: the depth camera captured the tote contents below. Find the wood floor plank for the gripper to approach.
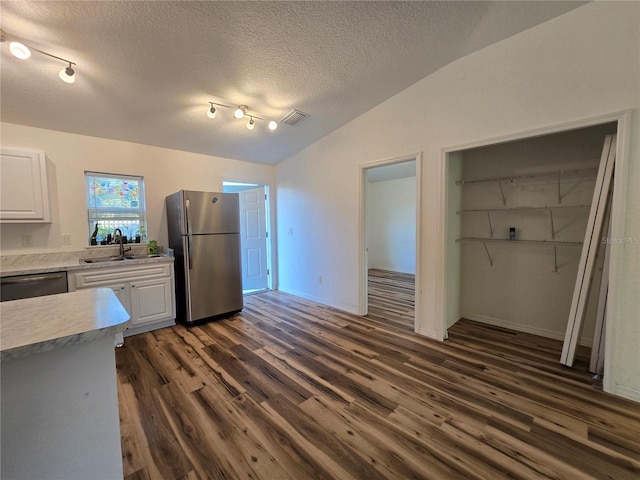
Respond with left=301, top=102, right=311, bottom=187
left=117, top=336, right=195, bottom=479
left=255, top=345, right=355, bottom=406
left=116, top=269, right=640, bottom=479
left=299, top=394, right=436, bottom=479
left=159, top=382, right=297, bottom=480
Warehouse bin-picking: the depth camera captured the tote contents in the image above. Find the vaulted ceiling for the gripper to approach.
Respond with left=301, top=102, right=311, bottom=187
left=0, top=1, right=584, bottom=164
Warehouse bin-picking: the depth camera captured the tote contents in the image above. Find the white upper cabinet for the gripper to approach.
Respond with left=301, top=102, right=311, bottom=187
left=0, top=147, right=52, bottom=223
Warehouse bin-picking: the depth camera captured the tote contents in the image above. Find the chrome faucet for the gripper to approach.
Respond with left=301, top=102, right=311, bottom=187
left=113, top=228, right=131, bottom=257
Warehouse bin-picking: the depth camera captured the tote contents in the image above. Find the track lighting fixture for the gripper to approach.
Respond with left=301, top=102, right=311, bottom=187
left=234, top=105, right=248, bottom=119
left=205, top=101, right=278, bottom=132
left=1, top=30, right=77, bottom=84
left=9, top=41, right=31, bottom=59
left=207, top=102, right=217, bottom=119
left=59, top=62, right=76, bottom=84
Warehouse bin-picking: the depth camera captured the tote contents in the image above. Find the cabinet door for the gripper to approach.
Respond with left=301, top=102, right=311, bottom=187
left=0, top=148, right=51, bottom=223
left=71, top=276, right=131, bottom=315
left=107, top=283, right=131, bottom=315
left=130, top=277, right=173, bottom=327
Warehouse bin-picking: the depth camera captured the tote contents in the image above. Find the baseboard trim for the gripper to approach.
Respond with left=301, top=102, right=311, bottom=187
left=124, top=319, right=176, bottom=338
left=612, top=384, right=640, bottom=403
left=276, top=287, right=360, bottom=315
left=460, top=312, right=593, bottom=347
left=415, top=327, right=439, bottom=340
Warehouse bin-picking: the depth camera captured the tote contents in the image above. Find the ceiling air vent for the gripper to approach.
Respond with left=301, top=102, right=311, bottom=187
left=280, top=109, right=309, bottom=126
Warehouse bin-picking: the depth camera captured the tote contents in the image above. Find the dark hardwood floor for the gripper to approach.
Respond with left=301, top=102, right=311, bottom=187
left=116, top=270, right=640, bottom=479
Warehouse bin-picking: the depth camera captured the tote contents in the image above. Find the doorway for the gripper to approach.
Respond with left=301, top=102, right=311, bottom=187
left=360, top=154, right=422, bottom=332
left=222, top=181, right=271, bottom=295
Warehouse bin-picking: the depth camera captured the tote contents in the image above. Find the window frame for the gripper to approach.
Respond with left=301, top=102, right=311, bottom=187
left=84, top=171, right=148, bottom=246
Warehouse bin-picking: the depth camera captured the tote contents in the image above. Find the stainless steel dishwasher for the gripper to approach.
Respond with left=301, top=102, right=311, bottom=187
left=1, top=271, right=68, bottom=301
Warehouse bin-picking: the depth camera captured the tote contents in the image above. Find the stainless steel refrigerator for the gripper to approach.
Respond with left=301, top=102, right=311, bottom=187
left=166, top=190, right=243, bottom=324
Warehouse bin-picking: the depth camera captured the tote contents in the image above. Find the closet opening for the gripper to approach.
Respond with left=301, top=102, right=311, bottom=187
left=443, top=121, right=618, bottom=379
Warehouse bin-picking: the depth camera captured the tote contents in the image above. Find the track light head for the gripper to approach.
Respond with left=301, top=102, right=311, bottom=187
left=3, top=31, right=77, bottom=84
left=59, top=63, right=75, bottom=83
left=246, top=117, right=255, bottom=130
left=207, top=103, right=217, bottom=119
left=234, top=105, right=248, bottom=119
left=268, top=120, right=278, bottom=131
left=9, top=41, right=31, bottom=60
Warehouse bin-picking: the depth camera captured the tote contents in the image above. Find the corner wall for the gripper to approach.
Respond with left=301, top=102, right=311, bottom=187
left=275, top=2, right=639, bottom=400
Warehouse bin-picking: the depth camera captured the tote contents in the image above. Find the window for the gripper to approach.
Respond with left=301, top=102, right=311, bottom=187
left=85, top=172, right=147, bottom=245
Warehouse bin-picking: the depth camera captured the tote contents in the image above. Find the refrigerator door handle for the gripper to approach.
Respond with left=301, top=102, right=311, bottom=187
left=185, top=199, right=192, bottom=235
left=185, top=199, right=193, bottom=269
left=186, top=236, right=193, bottom=270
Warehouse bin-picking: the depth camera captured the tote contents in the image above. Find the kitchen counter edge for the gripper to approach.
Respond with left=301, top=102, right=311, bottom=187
left=0, top=288, right=131, bottom=361
left=0, top=254, right=175, bottom=277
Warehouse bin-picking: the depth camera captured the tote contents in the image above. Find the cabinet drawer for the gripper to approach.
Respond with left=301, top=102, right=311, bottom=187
left=72, top=263, right=172, bottom=289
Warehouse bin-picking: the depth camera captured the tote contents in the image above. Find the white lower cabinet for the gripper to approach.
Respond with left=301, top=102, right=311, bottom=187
left=130, top=277, right=173, bottom=326
left=68, top=262, right=176, bottom=337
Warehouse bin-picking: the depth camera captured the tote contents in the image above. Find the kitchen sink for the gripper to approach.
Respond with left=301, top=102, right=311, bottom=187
left=124, top=254, right=161, bottom=260
left=81, top=256, right=126, bottom=263
left=80, top=254, right=161, bottom=264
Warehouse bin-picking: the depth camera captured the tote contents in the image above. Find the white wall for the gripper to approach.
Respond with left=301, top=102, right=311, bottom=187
left=458, top=124, right=616, bottom=345
left=0, top=123, right=276, bottom=256
left=276, top=2, right=639, bottom=400
left=367, top=176, right=416, bottom=274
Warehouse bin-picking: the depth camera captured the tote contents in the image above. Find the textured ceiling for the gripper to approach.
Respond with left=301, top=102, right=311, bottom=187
left=0, top=1, right=584, bottom=165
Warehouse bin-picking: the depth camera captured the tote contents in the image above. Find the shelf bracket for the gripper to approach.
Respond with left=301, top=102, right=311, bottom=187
left=557, top=173, right=562, bottom=204
left=481, top=241, right=494, bottom=267
left=549, top=209, right=556, bottom=239
left=497, top=181, right=506, bottom=206
left=486, top=211, right=494, bottom=238
left=553, top=246, right=559, bottom=274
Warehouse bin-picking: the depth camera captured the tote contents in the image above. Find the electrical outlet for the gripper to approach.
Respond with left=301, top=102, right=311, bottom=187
left=318, top=275, right=323, bottom=284
left=61, top=234, right=72, bottom=245
left=21, top=235, right=33, bottom=247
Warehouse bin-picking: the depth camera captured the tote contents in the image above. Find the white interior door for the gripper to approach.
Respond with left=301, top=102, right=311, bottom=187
left=238, top=186, right=269, bottom=291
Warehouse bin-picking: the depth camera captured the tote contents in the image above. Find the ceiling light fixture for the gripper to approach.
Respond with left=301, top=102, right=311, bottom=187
left=205, top=100, right=278, bottom=132
left=1, top=29, right=77, bottom=84
left=234, top=105, right=248, bottom=119
left=9, top=41, right=31, bottom=59
left=206, top=102, right=217, bottom=119
left=59, top=62, right=76, bottom=84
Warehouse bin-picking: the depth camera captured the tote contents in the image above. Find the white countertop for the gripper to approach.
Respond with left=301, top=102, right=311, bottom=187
left=0, top=253, right=174, bottom=277
left=0, top=288, right=130, bottom=361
